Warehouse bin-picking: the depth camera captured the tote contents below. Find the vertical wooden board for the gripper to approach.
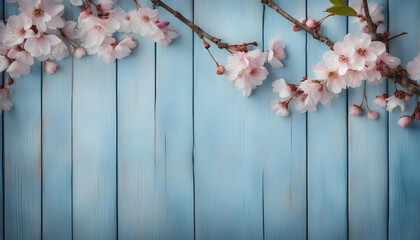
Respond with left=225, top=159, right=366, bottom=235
left=307, top=1, right=348, bottom=239
left=41, top=3, right=73, bottom=240
left=194, top=0, right=264, bottom=239
left=389, top=0, right=420, bottom=239
left=155, top=0, right=194, bottom=239
left=347, top=1, right=388, bottom=239
left=4, top=3, right=42, bottom=240
left=0, top=1, right=4, bottom=239
left=72, top=28, right=117, bottom=240
left=116, top=1, right=158, bottom=239
left=263, top=1, right=307, bottom=239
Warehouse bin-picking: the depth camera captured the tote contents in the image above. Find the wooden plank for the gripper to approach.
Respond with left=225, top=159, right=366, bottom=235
left=116, top=1, right=158, bottom=239
left=155, top=0, right=194, bottom=239
left=72, top=18, right=117, bottom=240
left=0, top=1, right=4, bottom=239
left=262, top=1, right=307, bottom=239
left=4, top=3, right=42, bottom=240
left=41, top=2, right=73, bottom=240
left=307, top=1, right=348, bottom=239
left=194, top=0, right=264, bottom=238
left=347, top=0, right=388, bottom=239
left=389, top=0, right=420, bottom=238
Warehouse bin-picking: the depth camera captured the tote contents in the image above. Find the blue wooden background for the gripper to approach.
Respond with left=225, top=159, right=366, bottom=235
left=1, top=0, right=420, bottom=239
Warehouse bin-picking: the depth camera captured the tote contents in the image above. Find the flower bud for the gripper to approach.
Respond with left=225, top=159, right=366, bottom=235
left=398, top=115, right=413, bottom=128
left=374, top=94, right=387, bottom=107
left=7, top=77, right=14, bottom=85
left=350, top=104, right=363, bottom=117
left=204, top=42, right=210, bottom=49
left=368, top=111, right=379, bottom=120
left=305, top=19, right=318, bottom=29
left=74, top=47, right=87, bottom=59
left=271, top=101, right=289, bottom=117
left=216, top=65, right=225, bottom=75
left=404, top=95, right=412, bottom=101
left=292, top=25, right=300, bottom=32
left=381, top=31, right=390, bottom=39
left=299, top=18, right=307, bottom=24
left=44, top=61, right=58, bottom=75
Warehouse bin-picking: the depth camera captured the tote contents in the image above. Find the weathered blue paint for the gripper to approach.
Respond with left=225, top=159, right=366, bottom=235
left=307, top=1, right=348, bottom=239
left=1, top=0, right=420, bottom=239
left=389, top=0, right=420, bottom=239
left=263, top=1, right=307, bottom=239
left=4, top=3, right=42, bottom=240
left=348, top=1, right=388, bottom=239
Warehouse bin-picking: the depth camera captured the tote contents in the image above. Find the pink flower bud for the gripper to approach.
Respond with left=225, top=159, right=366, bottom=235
left=404, top=95, right=412, bottom=101
left=305, top=19, right=318, bottom=29
left=381, top=31, right=390, bottom=39
left=398, top=115, right=413, bottom=128
left=44, top=61, right=58, bottom=75
left=362, top=26, right=370, bottom=33
left=374, top=94, right=387, bottom=108
left=204, top=42, right=210, bottom=49
left=368, top=111, right=379, bottom=120
left=156, top=21, right=170, bottom=29
left=74, top=47, right=87, bottom=59
left=350, top=104, right=363, bottom=117
left=7, top=77, right=14, bottom=85
left=216, top=65, right=225, bottom=75
left=292, top=25, right=300, bottom=32
left=299, top=18, right=307, bottom=24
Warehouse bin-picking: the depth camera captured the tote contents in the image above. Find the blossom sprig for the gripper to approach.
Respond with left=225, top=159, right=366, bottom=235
left=262, top=0, right=420, bottom=128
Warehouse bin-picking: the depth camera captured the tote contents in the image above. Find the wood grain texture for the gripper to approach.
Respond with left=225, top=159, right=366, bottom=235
left=307, top=1, right=348, bottom=239
left=72, top=20, right=117, bottom=240
left=0, top=1, right=4, bottom=239
left=4, top=3, right=42, bottom=240
left=263, top=1, right=307, bottom=239
left=194, top=0, right=264, bottom=239
left=347, top=1, right=388, bottom=239
left=155, top=0, right=194, bottom=238
left=41, top=2, right=73, bottom=240
left=389, top=0, right=420, bottom=239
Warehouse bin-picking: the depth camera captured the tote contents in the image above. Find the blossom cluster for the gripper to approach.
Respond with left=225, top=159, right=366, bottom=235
left=0, top=0, right=178, bottom=113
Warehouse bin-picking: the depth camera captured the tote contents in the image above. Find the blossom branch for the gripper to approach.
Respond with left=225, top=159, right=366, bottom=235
left=261, top=0, right=335, bottom=50
left=151, top=0, right=256, bottom=50
left=362, top=0, right=383, bottom=41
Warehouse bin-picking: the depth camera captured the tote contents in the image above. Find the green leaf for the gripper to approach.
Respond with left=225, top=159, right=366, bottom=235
left=326, top=6, right=358, bottom=16
left=329, top=0, right=346, bottom=6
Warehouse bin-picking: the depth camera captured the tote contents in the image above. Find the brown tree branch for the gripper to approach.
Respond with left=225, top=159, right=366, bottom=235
left=361, top=0, right=382, bottom=41
left=387, top=68, right=420, bottom=96
left=261, top=0, right=335, bottom=50
left=151, top=0, right=256, bottom=50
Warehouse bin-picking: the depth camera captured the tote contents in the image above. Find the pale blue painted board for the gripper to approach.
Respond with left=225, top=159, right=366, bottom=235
left=347, top=1, right=388, bottom=239
left=0, top=0, right=4, bottom=239
left=4, top=3, right=41, bottom=240
left=194, top=0, right=264, bottom=239
left=116, top=1, right=159, bottom=239
left=263, top=0, right=307, bottom=239
left=307, top=1, right=348, bottom=239
left=155, top=0, right=194, bottom=239
left=389, top=0, right=420, bottom=239
left=72, top=41, right=117, bottom=240
left=41, top=2, right=73, bottom=240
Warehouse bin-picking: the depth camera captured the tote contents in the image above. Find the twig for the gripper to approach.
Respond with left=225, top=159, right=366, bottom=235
left=362, top=0, right=383, bottom=41
left=261, top=0, right=335, bottom=50
left=386, top=32, right=408, bottom=42
left=151, top=0, right=255, bottom=49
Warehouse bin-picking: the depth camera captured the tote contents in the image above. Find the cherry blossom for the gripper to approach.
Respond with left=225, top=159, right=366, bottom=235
left=0, top=88, right=13, bottom=113
left=44, top=60, right=58, bottom=74
left=374, top=94, right=387, bottom=108
left=20, top=0, right=65, bottom=32
left=267, top=37, right=286, bottom=68
left=6, top=50, right=34, bottom=78
left=350, top=104, right=363, bottom=117
left=272, top=78, right=293, bottom=102
left=313, top=62, right=346, bottom=94
left=386, top=95, right=406, bottom=111
left=407, top=53, right=420, bottom=80
left=271, top=101, right=289, bottom=117
left=350, top=0, right=384, bottom=33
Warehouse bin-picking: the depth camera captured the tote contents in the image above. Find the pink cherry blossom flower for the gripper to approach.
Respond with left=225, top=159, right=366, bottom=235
left=6, top=49, right=34, bottom=78
left=386, top=95, right=406, bottom=111
left=344, top=69, right=366, bottom=88
left=350, top=0, right=384, bottom=32
left=272, top=78, right=293, bottom=102
left=346, top=33, right=385, bottom=68
left=0, top=55, right=10, bottom=72
left=98, top=36, right=137, bottom=64
left=155, top=28, right=179, bottom=46
left=74, top=47, right=87, bottom=59
left=61, top=21, right=79, bottom=40
left=407, top=53, right=420, bottom=80
left=365, top=63, right=383, bottom=85
left=130, top=8, right=163, bottom=39
left=271, top=100, right=289, bottom=117
left=3, top=14, right=34, bottom=47
left=378, top=52, right=401, bottom=69
left=313, top=62, right=346, bottom=94
left=69, top=0, right=82, bottom=6
left=267, top=37, right=286, bottom=68
left=216, top=65, right=225, bottom=75
left=298, top=79, right=335, bottom=112
left=44, top=60, right=57, bottom=74
left=0, top=88, right=13, bottom=113
left=24, top=32, right=61, bottom=57
left=20, top=0, right=65, bottom=32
